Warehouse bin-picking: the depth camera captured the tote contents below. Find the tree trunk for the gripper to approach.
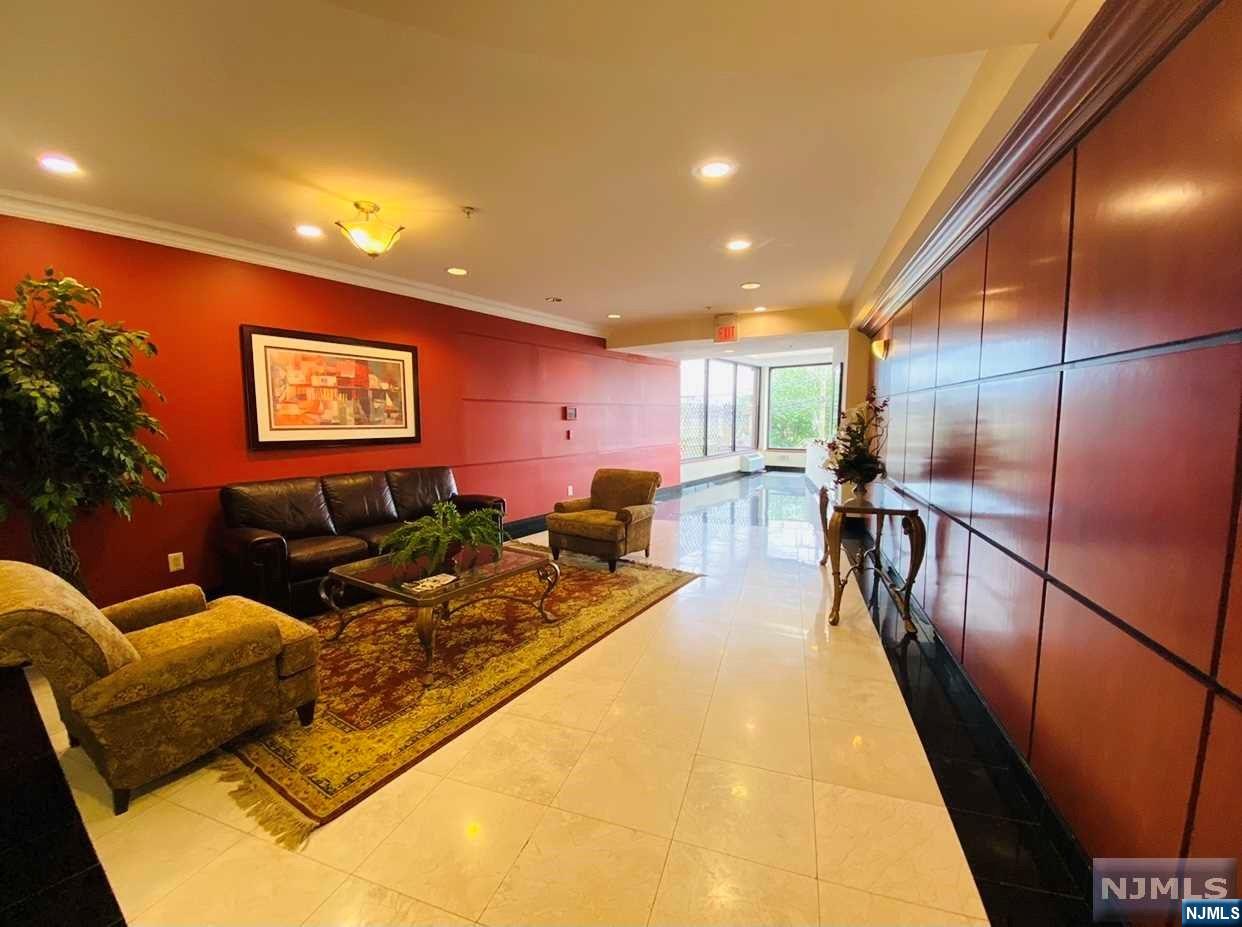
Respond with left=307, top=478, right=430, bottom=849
left=29, top=516, right=87, bottom=594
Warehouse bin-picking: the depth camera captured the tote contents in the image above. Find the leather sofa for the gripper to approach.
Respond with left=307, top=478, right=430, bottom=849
left=0, top=560, right=319, bottom=814
left=219, top=467, right=505, bottom=614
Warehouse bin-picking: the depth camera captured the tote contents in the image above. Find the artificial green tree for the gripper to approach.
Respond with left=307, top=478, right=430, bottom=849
left=0, top=269, right=166, bottom=592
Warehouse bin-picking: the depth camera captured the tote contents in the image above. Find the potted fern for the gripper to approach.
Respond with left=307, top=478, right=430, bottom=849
left=381, top=501, right=504, bottom=577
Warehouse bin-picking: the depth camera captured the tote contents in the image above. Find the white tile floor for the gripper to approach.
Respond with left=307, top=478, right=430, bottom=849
left=30, top=474, right=988, bottom=926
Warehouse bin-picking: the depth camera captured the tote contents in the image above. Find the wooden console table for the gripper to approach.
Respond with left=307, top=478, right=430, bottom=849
left=818, top=485, right=926, bottom=634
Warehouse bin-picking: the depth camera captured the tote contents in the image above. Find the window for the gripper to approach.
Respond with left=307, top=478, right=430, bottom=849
left=679, top=359, right=760, bottom=460
left=766, top=363, right=839, bottom=449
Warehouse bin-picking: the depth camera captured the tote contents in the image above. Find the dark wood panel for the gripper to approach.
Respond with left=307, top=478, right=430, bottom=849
left=928, top=384, right=978, bottom=521
left=884, top=393, right=908, bottom=484
left=1218, top=501, right=1242, bottom=696
left=907, top=278, right=941, bottom=392
left=971, top=372, right=1060, bottom=567
left=936, top=233, right=987, bottom=386
left=1188, top=697, right=1242, bottom=858
left=981, top=156, right=1071, bottom=378
left=923, top=509, right=971, bottom=661
left=903, top=391, right=935, bottom=501
left=964, top=540, right=1044, bottom=756
left=1048, top=345, right=1241, bottom=672
left=1066, top=1, right=1242, bottom=360
left=887, top=304, right=913, bottom=398
left=1031, top=586, right=1205, bottom=857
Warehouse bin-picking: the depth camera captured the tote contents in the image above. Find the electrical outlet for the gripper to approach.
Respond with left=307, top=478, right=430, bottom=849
left=567, top=484, right=574, bottom=496
left=168, top=552, right=185, bottom=572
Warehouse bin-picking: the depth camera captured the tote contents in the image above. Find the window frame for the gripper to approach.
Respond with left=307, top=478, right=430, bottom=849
left=764, top=362, right=840, bottom=451
left=679, top=358, right=761, bottom=461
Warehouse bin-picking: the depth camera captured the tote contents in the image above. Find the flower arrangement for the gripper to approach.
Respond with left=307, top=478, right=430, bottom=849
left=815, top=388, right=888, bottom=496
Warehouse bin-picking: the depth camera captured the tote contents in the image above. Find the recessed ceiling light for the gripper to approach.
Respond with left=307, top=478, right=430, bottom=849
left=607, top=313, right=622, bottom=319
left=38, top=153, right=81, bottom=175
left=725, top=239, right=752, bottom=252
left=753, top=306, right=767, bottom=312
left=446, top=267, right=468, bottom=276
left=695, top=160, right=736, bottom=180
left=740, top=281, right=761, bottom=290
left=295, top=224, right=324, bottom=239
left=545, top=296, right=564, bottom=303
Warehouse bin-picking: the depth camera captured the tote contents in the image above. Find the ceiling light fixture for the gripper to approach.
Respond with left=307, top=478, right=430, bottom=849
left=726, top=239, right=752, bottom=252
left=295, top=224, right=324, bottom=239
left=38, top=153, right=81, bottom=175
left=446, top=267, right=468, bottom=276
left=545, top=296, right=564, bottom=303
left=607, top=313, right=622, bottom=319
left=335, top=201, right=403, bottom=258
left=753, top=306, right=767, bottom=312
left=871, top=338, right=891, bottom=360
left=740, top=281, right=761, bottom=290
left=695, top=160, right=736, bottom=180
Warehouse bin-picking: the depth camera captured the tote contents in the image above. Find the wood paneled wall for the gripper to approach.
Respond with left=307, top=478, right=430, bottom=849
left=869, top=0, right=1242, bottom=860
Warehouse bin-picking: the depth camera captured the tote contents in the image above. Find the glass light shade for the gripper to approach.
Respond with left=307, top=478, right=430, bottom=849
left=335, top=201, right=404, bottom=257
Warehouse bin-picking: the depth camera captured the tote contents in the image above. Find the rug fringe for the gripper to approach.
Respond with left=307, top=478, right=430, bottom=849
left=209, top=755, right=318, bottom=850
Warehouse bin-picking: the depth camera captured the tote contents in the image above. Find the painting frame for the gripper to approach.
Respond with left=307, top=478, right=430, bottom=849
left=240, top=325, right=421, bottom=450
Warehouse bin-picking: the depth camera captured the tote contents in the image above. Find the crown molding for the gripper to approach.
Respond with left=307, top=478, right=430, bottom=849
left=855, top=0, right=1220, bottom=337
left=0, top=190, right=605, bottom=338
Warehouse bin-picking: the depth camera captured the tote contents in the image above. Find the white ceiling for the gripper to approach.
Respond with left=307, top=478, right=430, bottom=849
left=0, top=0, right=1082, bottom=333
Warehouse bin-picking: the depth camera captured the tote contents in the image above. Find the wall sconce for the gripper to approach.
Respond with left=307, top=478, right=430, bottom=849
left=335, top=201, right=404, bottom=257
left=871, top=338, right=891, bottom=360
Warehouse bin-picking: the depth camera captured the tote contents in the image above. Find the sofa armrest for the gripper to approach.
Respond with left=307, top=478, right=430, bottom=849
left=218, top=525, right=288, bottom=560
left=452, top=493, right=507, bottom=515
left=217, top=526, right=289, bottom=606
left=553, top=498, right=594, bottom=514
left=102, top=585, right=208, bottom=633
left=618, top=504, right=656, bottom=525
left=71, top=617, right=283, bottom=718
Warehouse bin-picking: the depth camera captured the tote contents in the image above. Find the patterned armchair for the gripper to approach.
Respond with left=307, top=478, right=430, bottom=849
left=546, top=469, right=661, bottom=572
left=0, top=561, right=319, bottom=813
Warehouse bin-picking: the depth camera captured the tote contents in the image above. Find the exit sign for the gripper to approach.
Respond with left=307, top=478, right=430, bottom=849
left=714, top=313, right=739, bottom=343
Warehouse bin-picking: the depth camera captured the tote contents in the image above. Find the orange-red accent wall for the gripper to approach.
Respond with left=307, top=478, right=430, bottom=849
left=0, top=216, right=680, bottom=604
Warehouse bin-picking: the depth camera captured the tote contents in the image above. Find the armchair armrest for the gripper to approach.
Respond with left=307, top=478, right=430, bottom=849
left=452, top=493, right=507, bottom=515
left=553, top=498, right=594, bottom=514
left=103, top=585, right=208, bottom=633
left=618, top=504, right=655, bottom=525
left=71, top=617, right=282, bottom=718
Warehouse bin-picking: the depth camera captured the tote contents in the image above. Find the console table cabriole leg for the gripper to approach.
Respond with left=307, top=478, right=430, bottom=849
left=826, top=509, right=847, bottom=626
left=818, top=486, right=832, bottom=566
left=898, top=514, right=926, bottom=634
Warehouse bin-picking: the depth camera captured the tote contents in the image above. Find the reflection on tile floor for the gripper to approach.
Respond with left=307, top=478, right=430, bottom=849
left=24, top=472, right=1056, bottom=925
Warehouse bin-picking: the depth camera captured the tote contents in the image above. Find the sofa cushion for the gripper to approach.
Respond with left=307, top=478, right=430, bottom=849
left=589, top=469, right=661, bottom=513
left=127, top=596, right=318, bottom=678
left=286, top=536, right=369, bottom=581
left=220, top=477, right=336, bottom=539
left=387, top=467, right=457, bottom=520
left=348, top=522, right=399, bottom=554
left=322, top=471, right=398, bottom=531
left=546, top=509, right=626, bottom=542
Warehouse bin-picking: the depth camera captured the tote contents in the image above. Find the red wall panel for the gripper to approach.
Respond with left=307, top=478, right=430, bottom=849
left=1032, top=587, right=1206, bottom=857
left=1065, top=1, right=1242, bottom=361
left=936, top=233, right=986, bottom=386
left=963, top=540, right=1044, bottom=756
left=1218, top=504, right=1242, bottom=696
left=883, top=393, right=908, bottom=484
left=1188, top=698, right=1242, bottom=858
left=971, top=372, right=1060, bottom=566
left=928, top=384, right=978, bottom=521
left=981, top=155, right=1071, bottom=378
left=903, top=391, right=935, bottom=502
left=923, top=509, right=970, bottom=661
left=906, top=279, right=941, bottom=393
left=1049, top=345, right=1241, bottom=672
left=887, top=305, right=912, bottom=398
left=0, top=216, right=679, bottom=604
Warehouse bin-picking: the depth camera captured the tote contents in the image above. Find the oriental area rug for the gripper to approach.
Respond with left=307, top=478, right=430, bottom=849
left=215, top=544, right=696, bottom=847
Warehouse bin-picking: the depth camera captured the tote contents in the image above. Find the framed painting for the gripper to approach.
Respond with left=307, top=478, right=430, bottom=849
left=240, top=325, right=421, bottom=449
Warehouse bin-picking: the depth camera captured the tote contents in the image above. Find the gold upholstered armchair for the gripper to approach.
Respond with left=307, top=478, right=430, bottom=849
left=0, top=560, right=319, bottom=814
left=546, top=469, right=661, bottom=572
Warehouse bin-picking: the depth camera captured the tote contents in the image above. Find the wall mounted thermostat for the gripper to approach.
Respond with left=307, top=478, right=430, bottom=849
left=563, top=406, right=577, bottom=420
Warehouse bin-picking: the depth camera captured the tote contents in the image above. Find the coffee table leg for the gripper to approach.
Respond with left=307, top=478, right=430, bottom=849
left=535, top=562, right=561, bottom=622
left=414, top=605, right=438, bottom=684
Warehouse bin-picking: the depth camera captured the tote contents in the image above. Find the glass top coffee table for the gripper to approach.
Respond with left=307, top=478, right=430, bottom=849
left=319, top=545, right=560, bottom=683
